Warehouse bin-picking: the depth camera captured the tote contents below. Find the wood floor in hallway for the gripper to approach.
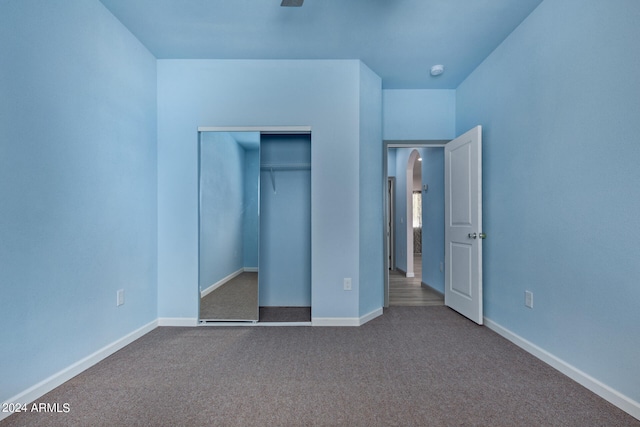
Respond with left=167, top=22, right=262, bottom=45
left=389, top=254, right=444, bottom=306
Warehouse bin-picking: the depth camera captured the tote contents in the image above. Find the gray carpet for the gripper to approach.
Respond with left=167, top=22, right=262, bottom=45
left=200, top=272, right=258, bottom=321
left=259, top=306, right=311, bottom=322
left=3, top=307, right=638, bottom=426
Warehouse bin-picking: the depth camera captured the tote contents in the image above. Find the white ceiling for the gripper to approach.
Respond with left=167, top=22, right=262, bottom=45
left=99, top=0, right=543, bottom=89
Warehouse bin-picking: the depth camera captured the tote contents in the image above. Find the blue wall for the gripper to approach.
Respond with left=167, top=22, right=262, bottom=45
left=259, top=135, right=312, bottom=307
left=243, top=148, right=260, bottom=269
left=157, top=60, right=381, bottom=320
left=390, top=148, right=413, bottom=274
left=0, top=0, right=157, bottom=403
left=358, top=63, right=384, bottom=317
left=387, top=149, right=397, bottom=177
left=421, top=148, right=445, bottom=293
left=457, top=0, right=640, bottom=404
left=199, top=132, right=245, bottom=291
left=383, top=89, right=456, bottom=140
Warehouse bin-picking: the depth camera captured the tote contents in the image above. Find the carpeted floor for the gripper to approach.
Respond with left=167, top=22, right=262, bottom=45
left=3, top=307, right=638, bottom=426
left=200, top=273, right=310, bottom=323
left=200, top=272, right=258, bottom=321
left=259, top=306, right=311, bottom=322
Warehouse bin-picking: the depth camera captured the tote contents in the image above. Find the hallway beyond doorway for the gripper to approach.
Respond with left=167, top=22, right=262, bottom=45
left=389, top=255, right=444, bottom=306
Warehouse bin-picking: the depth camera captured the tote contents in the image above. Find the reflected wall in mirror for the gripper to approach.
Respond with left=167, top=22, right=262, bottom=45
left=199, top=131, right=260, bottom=322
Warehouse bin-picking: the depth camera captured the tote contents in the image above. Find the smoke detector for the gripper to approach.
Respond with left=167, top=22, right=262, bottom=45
left=430, top=65, right=444, bottom=76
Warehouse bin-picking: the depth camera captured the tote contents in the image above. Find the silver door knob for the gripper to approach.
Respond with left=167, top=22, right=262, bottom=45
left=479, top=232, right=487, bottom=239
left=468, top=232, right=477, bottom=239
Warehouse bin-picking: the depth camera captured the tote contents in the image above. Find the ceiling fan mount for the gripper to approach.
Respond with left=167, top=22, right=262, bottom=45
left=281, top=0, right=304, bottom=7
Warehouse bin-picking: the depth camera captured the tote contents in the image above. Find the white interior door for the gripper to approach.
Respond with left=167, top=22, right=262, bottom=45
left=444, top=126, right=483, bottom=324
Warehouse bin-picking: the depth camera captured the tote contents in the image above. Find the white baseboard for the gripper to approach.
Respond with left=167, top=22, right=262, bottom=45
left=312, top=317, right=360, bottom=326
left=157, top=317, right=199, bottom=327
left=200, top=268, right=244, bottom=298
left=200, top=267, right=257, bottom=298
left=484, top=317, right=640, bottom=421
left=359, top=307, right=384, bottom=325
left=312, top=307, right=383, bottom=327
left=1, top=319, right=157, bottom=422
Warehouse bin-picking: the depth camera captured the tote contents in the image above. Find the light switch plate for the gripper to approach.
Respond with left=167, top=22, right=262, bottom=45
left=525, top=290, right=533, bottom=309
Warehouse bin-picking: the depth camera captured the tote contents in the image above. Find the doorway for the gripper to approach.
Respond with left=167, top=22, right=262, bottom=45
left=384, top=141, right=448, bottom=308
left=383, top=126, right=484, bottom=324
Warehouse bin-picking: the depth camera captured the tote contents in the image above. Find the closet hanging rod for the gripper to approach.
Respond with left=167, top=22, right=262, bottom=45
left=260, top=163, right=311, bottom=171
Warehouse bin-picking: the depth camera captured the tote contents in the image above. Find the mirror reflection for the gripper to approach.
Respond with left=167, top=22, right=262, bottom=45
left=199, top=131, right=260, bottom=322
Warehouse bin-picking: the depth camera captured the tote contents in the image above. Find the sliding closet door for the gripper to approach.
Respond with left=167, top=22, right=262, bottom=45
left=198, top=131, right=260, bottom=322
left=259, top=134, right=311, bottom=307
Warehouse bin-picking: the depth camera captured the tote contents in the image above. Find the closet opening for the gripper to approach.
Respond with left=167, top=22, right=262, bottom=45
left=197, top=127, right=312, bottom=326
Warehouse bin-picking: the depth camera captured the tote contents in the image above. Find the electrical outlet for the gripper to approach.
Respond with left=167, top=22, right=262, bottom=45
left=525, top=290, right=533, bottom=309
left=117, top=289, right=125, bottom=306
left=343, top=278, right=352, bottom=291
left=440, top=262, right=444, bottom=272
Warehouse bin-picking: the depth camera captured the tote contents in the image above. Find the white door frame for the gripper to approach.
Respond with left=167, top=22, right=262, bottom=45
left=383, top=140, right=448, bottom=308
left=387, top=177, right=396, bottom=271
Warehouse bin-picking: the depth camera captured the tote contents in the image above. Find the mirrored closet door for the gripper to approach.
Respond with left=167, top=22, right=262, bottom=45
left=198, top=131, right=260, bottom=322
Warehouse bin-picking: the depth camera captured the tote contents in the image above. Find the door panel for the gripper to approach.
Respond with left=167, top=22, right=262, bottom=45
left=445, top=126, right=483, bottom=324
left=450, top=144, right=472, bottom=226
left=450, top=243, right=472, bottom=298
